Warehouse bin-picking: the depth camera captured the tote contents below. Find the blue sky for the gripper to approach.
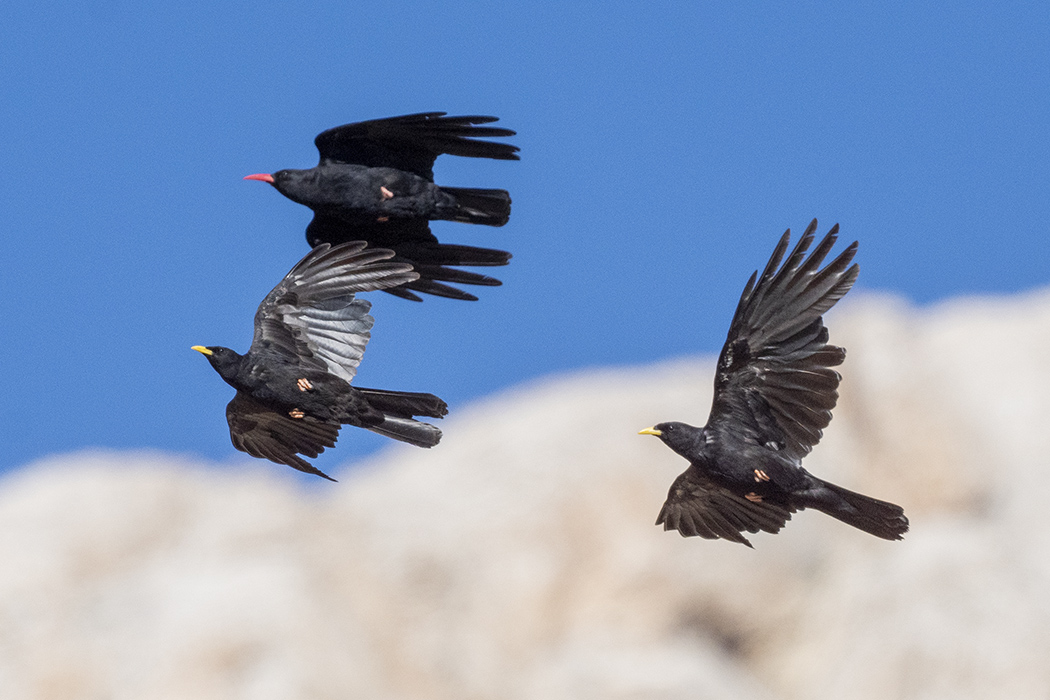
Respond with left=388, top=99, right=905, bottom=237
left=2, top=2, right=1048, bottom=476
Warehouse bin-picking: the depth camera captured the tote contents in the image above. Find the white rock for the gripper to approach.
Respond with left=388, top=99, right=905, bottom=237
left=1, top=290, right=1049, bottom=699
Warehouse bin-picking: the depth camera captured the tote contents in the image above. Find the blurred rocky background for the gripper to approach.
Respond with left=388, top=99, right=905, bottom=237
left=2, top=290, right=1049, bottom=700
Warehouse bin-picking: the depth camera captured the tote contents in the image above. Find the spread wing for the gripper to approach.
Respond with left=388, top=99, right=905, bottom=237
left=313, top=112, right=519, bottom=180
left=251, top=242, right=418, bottom=383
left=707, top=220, right=858, bottom=461
left=305, top=213, right=511, bottom=301
left=226, top=392, right=341, bottom=481
left=656, top=469, right=795, bottom=547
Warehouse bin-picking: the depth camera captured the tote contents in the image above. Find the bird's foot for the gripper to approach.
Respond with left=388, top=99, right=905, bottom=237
left=380, top=186, right=395, bottom=200
left=754, top=469, right=770, bottom=482
left=297, top=378, right=313, bottom=392
left=744, top=492, right=763, bottom=503
left=289, top=408, right=305, bottom=419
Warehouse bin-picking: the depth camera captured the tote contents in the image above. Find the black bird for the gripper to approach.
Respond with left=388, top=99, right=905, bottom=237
left=244, top=111, right=520, bottom=301
left=192, top=241, right=448, bottom=481
left=639, top=220, right=908, bottom=546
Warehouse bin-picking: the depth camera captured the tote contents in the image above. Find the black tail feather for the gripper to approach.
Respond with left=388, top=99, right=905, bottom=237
left=366, top=416, right=443, bottom=448
left=801, top=478, right=909, bottom=540
left=356, top=387, right=449, bottom=419
left=353, top=388, right=447, bottom=448
left=441, top=186, right=512, bottom=226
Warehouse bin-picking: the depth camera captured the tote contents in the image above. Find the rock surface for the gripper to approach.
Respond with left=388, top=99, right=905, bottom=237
left=2, top=290, right=1050, bottom=699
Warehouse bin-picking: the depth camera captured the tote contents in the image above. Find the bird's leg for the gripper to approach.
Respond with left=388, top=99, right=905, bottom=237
left=754, top=469, right=770, bottom=482
left=744, top=492, right=764, bottom=503
left=289, top=409, right=305, bottom=419
left=297, top=378, right=313, bottom=392
left=377, top=186, right=393, bottom=221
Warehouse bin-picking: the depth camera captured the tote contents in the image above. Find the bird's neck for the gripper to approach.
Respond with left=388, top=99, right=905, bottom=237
left=667, top=424, right=708, bottom=459
left=211, top=352, right=247, bottom=388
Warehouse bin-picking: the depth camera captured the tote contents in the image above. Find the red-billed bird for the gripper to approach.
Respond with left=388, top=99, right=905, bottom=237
left=639, top=220, right=908, bottom=546
left=192, top=242, right=448, bottom=481
left=245, top=112, right=519, bottom=301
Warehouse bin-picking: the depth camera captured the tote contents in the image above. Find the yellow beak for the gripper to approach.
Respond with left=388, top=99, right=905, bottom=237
left=191, top=345, right=213, bottom=356
left=638, top=427, right=663, bottom=436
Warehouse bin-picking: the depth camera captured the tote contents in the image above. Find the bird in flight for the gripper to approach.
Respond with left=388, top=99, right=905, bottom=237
left=244, top=111, right=520, bottom=301
left=639, top=220, right=908, bottom=546
left=192, top=241, right=448, bottom=481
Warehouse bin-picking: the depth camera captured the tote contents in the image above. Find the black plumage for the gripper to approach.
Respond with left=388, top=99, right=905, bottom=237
left=639, top=220, right=908, bottom=546
left=244, top=112, right=520, bottom=301
left=192, top=241, right=448, bottom=481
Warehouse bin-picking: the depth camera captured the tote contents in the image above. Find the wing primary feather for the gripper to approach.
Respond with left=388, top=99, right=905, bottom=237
left=739, top=229, right=794, bottom=322
left=747, top=224, right=818, bottom=329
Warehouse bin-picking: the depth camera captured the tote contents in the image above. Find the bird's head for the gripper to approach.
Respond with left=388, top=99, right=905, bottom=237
left=191, top=345, right=243, bottom=382
left=638, top=421, right=703, bottom=454
left=244, top=169, right=311, bottom=201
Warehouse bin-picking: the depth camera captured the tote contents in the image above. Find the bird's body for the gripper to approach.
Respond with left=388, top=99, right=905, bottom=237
left=193, top=241, right=448, bottom=481
left=272, top=164, right=509, bottom=228
left=202, top=347, right=382, bottom=425
left=640, top=220, right=908, bottom=546
left=245, top=112, right=519, bottom=301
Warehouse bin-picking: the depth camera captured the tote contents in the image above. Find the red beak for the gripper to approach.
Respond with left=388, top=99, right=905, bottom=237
left=243, top=173, right=275, bottom=183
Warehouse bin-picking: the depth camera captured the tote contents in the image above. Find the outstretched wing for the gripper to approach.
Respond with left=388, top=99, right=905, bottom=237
left=252, top=242, right=418, bottom=383
left=305, top=213, right=511, bottom=301
left=707, top=220, right=858, bottom=461
left=226, top=392, right=341, bottom=481
left=656, top=469, right=795, bottom=547
left=314, top=112, right=520, bottom=180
